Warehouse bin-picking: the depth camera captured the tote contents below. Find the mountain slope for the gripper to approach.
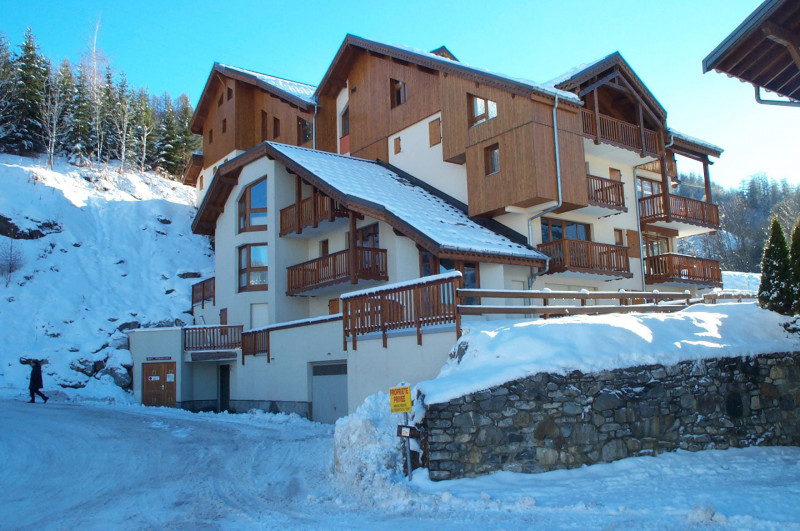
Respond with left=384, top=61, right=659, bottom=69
left=0, top=154, right=213, bottom=400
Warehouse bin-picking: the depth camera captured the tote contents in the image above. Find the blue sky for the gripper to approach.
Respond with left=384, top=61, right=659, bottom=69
left=2, top=0, right=797, bottom=189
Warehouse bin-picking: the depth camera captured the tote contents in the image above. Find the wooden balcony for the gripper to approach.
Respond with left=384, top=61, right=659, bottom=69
left=638, top=193, right=719, bottom=233
left=587, top=174, right=626, bottom=211
left=644, top=253, right=722, bottom=287
left=287, top=247, right=388, bottom=295
left=279, top=194, right=348, bottom=236
left=183, top=325, right=242, bottom=351
left=581, top=108, right=659, bottom=157
left=537, top=239, right=632, bottom=278
left=191, top=277, right=215, bottom=309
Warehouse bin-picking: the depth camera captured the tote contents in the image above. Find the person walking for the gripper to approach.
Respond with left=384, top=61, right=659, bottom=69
left=28, top=360, right=49, bottom=403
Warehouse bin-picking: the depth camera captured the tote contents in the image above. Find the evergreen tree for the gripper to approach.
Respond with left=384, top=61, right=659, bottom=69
left=10, top=29, right=49, bottom=154
left=66, top=64, right=93, bottom=164
left=131, top=87, right=155, bottom=172
left=110, top=74, right=133, bottom=171
left=54, top=59, right=75, bottom=157
left=175, top=93, right=199, bottom=171
left=0, top=33, right=16, bottom=151
left=758, top=217, right=793, bottom=315
left=98, top=66, right=115, bottom=163
left=153, top=92, right=181, bottom=175
left=41, top=59, right=70, bottom=169
left=790, top=217, right=800, bottom=315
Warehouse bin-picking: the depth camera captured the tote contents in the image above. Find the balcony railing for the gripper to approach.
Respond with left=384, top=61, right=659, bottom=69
left=183, top=325, right=242, bottom=351
left=587, top=174, right=626, bottom=210
left=287, top=247, right=388, bottom=295
left=191, top=277, right=215, bottom=309
left=581, top=108, right=659, bottom=156
left=638, top=194, right=719, bottom=228
left=342, top=272, right=461, bottom=350
left=279, top=194, right=348, bottom=236
left=538, top=239, right=630, bottom=276
left=644, top=253, right=722, bottom=287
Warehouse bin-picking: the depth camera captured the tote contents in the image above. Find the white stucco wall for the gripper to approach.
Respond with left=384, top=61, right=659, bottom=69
left=127, top=327, right=184, bottom=404
left=195, top=149, right=245, bottom=206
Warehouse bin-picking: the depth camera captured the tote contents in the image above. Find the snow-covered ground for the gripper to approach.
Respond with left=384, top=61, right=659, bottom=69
left=1, top=396, right=799, bottom=529
left=0, top=154, right=213, bottom=399
left=720, top=271, right=761, bottom=292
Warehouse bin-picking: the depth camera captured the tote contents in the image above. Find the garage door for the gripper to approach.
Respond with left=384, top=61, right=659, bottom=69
left=311, top=363, right=347, bottom=424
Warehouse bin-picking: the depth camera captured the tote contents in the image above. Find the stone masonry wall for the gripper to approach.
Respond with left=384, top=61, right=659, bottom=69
left=422, top=352, right=800, bottom=481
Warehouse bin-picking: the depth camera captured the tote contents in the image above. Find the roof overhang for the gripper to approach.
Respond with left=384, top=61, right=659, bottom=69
left=702, top=0, right=800, bottom=102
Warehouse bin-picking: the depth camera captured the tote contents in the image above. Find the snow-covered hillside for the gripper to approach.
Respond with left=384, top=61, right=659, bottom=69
left=0, top=154, right=213, bottom=400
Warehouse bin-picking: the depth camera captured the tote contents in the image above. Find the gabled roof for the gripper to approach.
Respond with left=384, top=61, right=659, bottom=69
left=314, top=34, right=580, bottom=105
left=549, top=52, right=667, bottom=123
left=190, top=63, right=317, bottom=134
left=667, top=129, right=724, bottom=159
left=193, top=142, right=545, bottom=266
left=702, top=0, right=800, bottom=101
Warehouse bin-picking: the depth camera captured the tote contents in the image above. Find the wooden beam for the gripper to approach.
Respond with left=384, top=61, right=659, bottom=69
left=295, top=175, right=302, bottom=235
left=348, top=212, right=357, bottom=285
left=703, top=159, right=713, bottom=204
left=659, top=132, right=672, bottom=223
left=577, top=70, right=620, bottom=97
left=593, top=89, right=601, bottom=145
left=637, top=104, right=646, bottom=157
left=312, top=186, right=319, bottom=229
left=616, top=74, right=662, bottom=126
left=763, top=21, right=800, bottom=69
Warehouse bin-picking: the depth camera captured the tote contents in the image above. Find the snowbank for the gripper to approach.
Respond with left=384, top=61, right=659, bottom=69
left=418, top=302, right=800, bottom=405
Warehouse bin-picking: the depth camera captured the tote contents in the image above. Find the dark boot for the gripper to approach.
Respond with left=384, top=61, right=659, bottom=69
left=28, top=399, right=35, bottom=403
left=43, top=395, right=49, bottom=403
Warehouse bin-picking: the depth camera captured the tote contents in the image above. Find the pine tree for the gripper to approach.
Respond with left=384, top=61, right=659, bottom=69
left=10, top=29, right=49, bottom=154
left=131, top=88, right=155, bottom=172
left=758, top=217, right=793, bottom=315
left=789, top=216, right=800, bottom=315
left=153, top=92, right=181, bottom=175
left=54, top=59, right=75, bottom=157
left=0, top=33, right=16, bottom=151
left=40, top=59, right=70, bottom=169
left=66, top=64, right=92, bottom=164
left=110, top=74, right=133, bottom=172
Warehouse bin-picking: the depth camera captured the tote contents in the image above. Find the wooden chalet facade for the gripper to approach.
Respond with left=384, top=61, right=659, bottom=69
left=129, top=34, right=727, bottom=420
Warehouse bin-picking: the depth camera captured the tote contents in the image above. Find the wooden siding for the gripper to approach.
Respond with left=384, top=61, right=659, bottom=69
left=346, top=51, right=440, bottom=159
left=314, top=94, right=338, bottom=153
left=202, top=78, right=237, bottom=166
left=253, top=87, right=315, bottom=149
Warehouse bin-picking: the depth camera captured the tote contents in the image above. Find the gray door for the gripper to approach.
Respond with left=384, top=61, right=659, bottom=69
left=311, top=363, right=348, bottom=424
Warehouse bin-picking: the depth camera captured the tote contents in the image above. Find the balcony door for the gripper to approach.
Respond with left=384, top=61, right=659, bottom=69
left=349, top=224, right=380, bottom=270
left=643, top=234, right=670, bottom=257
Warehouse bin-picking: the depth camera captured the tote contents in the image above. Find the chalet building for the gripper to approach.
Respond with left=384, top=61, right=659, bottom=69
left=129, top=35, right=725, bottom=422
left=703, top=0, right=800, bottom=106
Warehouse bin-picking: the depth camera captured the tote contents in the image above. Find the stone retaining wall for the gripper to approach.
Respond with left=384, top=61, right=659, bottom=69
left=422, top=352, right=800, bottom=481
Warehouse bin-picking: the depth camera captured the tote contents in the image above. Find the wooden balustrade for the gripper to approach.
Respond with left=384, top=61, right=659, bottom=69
left=287, top=247, right=388, bottom=295
left=587, top=174, right=626, bottom=209
left=279, top=194, right=347, bottom=236
left=537, top=239, right=630, bottom=275
left=183, top=325, right=242, bottom=351
left=191, top=277, right=215, bottom=309
left=644, top=253, right=722, bottom=286
left=581, top=108, right=659, bottom=156
left=342, top=273, right=461, bottom=350
left=638, top=194, right=719, bottom=228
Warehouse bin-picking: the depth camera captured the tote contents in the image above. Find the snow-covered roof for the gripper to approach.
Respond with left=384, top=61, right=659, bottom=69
left=667, top=128, right=724, bottom=157
left=316, top=35, right=581, bottom=105
left=267, top=143, right=546, bottom=263
left=216, top=63, right=317, bottom=106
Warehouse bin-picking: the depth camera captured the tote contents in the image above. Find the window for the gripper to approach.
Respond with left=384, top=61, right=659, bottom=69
left=238, top=244, right=268, bottom=292
left=390, top=78, right=407, bottom=108
left=429, top=118, right=441, bottom=147
left=217, top=93, right=223, bottom=107
left=346, top=223, right=379, bottom=249
left=614, top=228, right=624, bottom=246
left=484, top=144, right=500, bottom=175
left=222, top=118, right=227, bottom=134
left=468, top=94, right=497, bottom=126
left=208, top=129, right=213, bottom=144
left=393, top=137, right=401, bottom=154
left=637, top=177, right=662, bottom=198
left=227, top=87, right=233, bottom=101
left=273, top=117, right=280, bottom=139
left=198, top=175, right=204, bottom=191
left=644, top=234, right=670, bottom=257
left=340, top=106, right=349, bottom=137
left=541, top=218, right=590, bottom=243
left=260, top=111, right=268, bottom=142
left=238, top=177, right=268, bottom=232
left=319, top=239, right=329, bottom=256
left=419, top=250, right=479, bottom=303
left=609, top=168, right=622, bottom=181
left=297, top=117, right=312, bottom=145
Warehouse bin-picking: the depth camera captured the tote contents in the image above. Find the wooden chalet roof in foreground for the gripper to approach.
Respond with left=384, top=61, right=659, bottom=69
left=190, top=63, right=318, bottom=134
left=703, top=0, right=800, bottom=102
left=193, top=142, right=546, bottom=267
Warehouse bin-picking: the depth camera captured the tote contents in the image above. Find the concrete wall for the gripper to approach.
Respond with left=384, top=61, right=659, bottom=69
left=422, top=351, right=800, bottom=481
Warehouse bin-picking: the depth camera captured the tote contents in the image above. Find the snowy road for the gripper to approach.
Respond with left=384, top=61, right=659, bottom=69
left=1, top=398, right=799, bottom=530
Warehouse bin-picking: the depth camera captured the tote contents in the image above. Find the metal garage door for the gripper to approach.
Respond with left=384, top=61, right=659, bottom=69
left=311, top=363, right=347, bottom=424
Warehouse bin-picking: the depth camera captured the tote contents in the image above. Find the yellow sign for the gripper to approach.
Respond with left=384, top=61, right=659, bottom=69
left=389, top=386, right=412, bottom=413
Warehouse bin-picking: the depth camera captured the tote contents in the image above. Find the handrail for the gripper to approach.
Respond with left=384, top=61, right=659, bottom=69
left=287, top=247, right=388, bottom=295
left=644, top=253, right=722, bottom=286
left=183, top=325, right=242, bottom=351
left=537, top=239, right=630, bottom=274
left=279, top=194, right=347, bottom=236
left=191, top=277, right=215, bottom=309
left=342, top=274, right=461, bottom=350
left=580, top=108, right=659, bottom=155
left=587, top=174, right=626, bottom=209
left=638, top=194, right=719, bottom=227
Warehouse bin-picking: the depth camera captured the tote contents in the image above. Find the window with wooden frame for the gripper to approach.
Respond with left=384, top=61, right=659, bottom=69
left=260, top=111, right=268, bottom=142
left=208, top=128, right=213, bottom=144
left=636, top=177, right=662, bottom=198
left=319, top=239, right=329, bottom=256
left=390, top=78, right=407, bottom=108
left=238, top=244, right=268, bottom=292
left=609, top=168, right=622, bottom=181
left=468, top=93, right=497, bottom=126
left=484, top=143, right=500, bottom=176
left=273, top=117, right=280, bottom=139
left=643, top=234, right=670, bottom=257
left=222, top=118, right=227, bottom=134
left=227, top=87, right=233, bottom=101
left=340, top=105, right=349, bottom=137
left=614, top=228, right=624, bottom=246
left=238, top=177, right=268, bottom=232
left=217, top=93, right=223, bottom=107
left=540, top=217, right=591, bottom=243
left=419, top=250, right=480, bottom=303
left=346, top=223, right=380, bottom=249
left=297, top=117, right=312, bottom=145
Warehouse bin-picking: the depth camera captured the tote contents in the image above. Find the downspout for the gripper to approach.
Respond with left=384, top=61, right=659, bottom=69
left=754, top=85, right=800, bottom=107
left=527, top=95, right=562, bottom=289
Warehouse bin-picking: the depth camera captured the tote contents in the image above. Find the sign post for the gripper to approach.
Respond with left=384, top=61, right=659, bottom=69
left=389, top=385, right=413, bottom=480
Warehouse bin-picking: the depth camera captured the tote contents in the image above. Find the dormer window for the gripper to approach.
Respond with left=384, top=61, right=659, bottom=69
left=297, top=117, right=312, bottom=145
left=391, top=79, right=407, bottom=108
left=469, top=94, right=497, bottom=126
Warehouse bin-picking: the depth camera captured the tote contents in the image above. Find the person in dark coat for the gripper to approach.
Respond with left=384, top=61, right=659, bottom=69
left=28, top=360, right=49, bottom=403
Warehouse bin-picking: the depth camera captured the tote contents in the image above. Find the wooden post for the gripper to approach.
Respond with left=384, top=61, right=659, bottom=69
left=266, top=330, right=271, bottom=363
left=380, top=293, right=387, bottom=348
left=295, top=175, right=302, bottom=234
left=414, top=285, right=422, bottom=345
left=312, top=186, right=319, bottom=229
left=342, top=299, right=348, bottom=351
left=702, top=158, right=713, bottom=204
left=348, top=211, right=358, bottom=284
left=660, top=137, right=672, bottom=223
left=637, top=104, right=646, bottom=156
left=593, top=89, right=601, bottom=145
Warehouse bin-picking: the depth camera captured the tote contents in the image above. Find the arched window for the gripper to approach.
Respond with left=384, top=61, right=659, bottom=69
left=238, top=177, right=268, bottom=232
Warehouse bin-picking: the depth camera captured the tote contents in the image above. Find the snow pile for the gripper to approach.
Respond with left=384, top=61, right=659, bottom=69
left=419, top=302, right=800, bottom=405
left=0, top=154, right=213, bottom=400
